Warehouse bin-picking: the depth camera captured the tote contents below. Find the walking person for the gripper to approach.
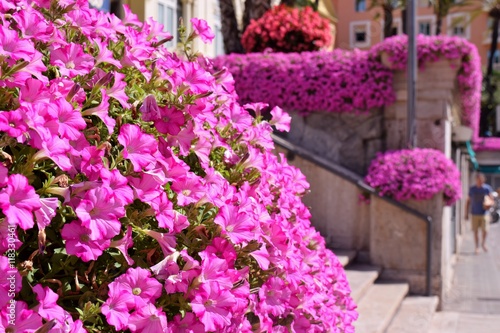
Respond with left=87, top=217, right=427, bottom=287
left=465, top=173, right=494, bottom=254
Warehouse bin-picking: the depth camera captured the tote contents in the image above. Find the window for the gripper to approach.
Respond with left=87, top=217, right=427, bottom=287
left=213, top=0, right=225, bottom=56
left=447, top=13, right=470, bottom=39
left=355, top=0, right=366, bottom=12
left=419, top=22, right=431, bottom=35
left=417, top=16, right=435, bottom=36
left=350, top=21, right=370, bottom=48
left=158, top=0, right=178, bottom=48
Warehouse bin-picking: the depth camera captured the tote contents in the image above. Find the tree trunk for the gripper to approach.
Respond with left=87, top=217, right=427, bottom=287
left=402, top=8, right=407, bottom=35
left=219, top=0, right=244, bottom=54
left=243, top=0, right=272, bottom=34
left=435, top=14, right=442, bottom=35
left=383, top=4, right=394, bottom=39
left=482, top=12, right=500, bottom=136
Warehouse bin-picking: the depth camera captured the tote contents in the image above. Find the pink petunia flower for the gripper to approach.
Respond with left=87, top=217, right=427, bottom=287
left=128, top=303, right=169, bottom=333
left=190, top=283, right=236, bottom=332
left=0, top=174, right=41, bottom=230
left=110, top=226, right=135, bottom=266
left=118, top=123, right=158, bottom=172
left=33, top=284, right=66, bottom=322
left=214, top=204, right=257, bottom=244
left=50, top=43, right=94, bottom=78
left=0, top=300, right=43, bottom=333
left=0, top=257, right=21, bottom=309
left=61, top=221, right=111, bottom=262
left=101, top=281, right=134, bottom=331
left=269, top=106, right=291, bottom=132
left=190, top=18, right=215, bottom=44
left=75, top=187, right=124, bottom=239
left=115, top=267, right=163, bottom=307
left=34, top=197, right=59, bottom=230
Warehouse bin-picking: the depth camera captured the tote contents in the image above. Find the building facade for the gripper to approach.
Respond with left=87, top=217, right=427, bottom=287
left=332, top=0, right=498, bottom=67
left=107, top=0, right=225, bottom=58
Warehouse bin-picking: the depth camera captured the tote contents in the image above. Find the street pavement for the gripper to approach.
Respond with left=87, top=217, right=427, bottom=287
left=434, top=219, right=500, bottom=332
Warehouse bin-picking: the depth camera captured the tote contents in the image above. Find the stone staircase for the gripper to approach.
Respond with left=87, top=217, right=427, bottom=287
left=337, top=250, right=439, bottom=333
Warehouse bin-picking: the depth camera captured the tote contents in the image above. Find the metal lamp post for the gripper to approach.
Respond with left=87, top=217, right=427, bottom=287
left=407, top=0, right=417, bottom=149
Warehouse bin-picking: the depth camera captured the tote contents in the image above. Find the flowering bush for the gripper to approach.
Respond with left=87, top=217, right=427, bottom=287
left=241, top=5, right=332, bottom=53
left=0, top=1, right=356, bottom=332
left=213, top=50, right=395, bottom=114
left=365, top=149, right=461, bottom=205
left=216, top=35, right=482, bottom=136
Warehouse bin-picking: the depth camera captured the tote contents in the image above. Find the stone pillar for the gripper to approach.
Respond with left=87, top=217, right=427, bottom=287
left=384, top=58, right=461, bottom=157
left=370, top=195, right=446, bottom=297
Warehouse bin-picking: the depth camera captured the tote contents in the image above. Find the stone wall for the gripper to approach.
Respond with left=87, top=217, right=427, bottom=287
left=274, top=146, right=370, bottom=250
left=278, top=110, right=384, bottom=175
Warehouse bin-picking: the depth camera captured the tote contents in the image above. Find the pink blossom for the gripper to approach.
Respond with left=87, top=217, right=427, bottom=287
left=190, top=283, right=236, bottom=332
left=0, top=257, right=21, bottom=309
left=214, top=204, right=257, bottom=244
left=170, top=312, right=204, bottom=333
left=61, top=221, right=111, bottom=262
left=118, top=123, right=158, bottom=172
left=154, top=106, right=185, bottom=135
left=34, top=197, right=59, bottom=229
left=190, top=18, right=215, bottom=44
left=50, top=43, right=94, bottom=78
left=258, top=277, right=290, bottom=317
left=81, top=89, right=116, bottom=134
left=0, top=301, right=43, bottom=333
left=101, top=282, right=134, bottom=331
left=33, top=285, right=66, bottom=322
left=115, top=267, right=163, bottom=307
left=75, top=187, right=124, bottom=239
left=128, top=303, right=168, bottom=333
left=0, top=25, right=35, bottom=62
left=0, top=174, right=41, bottom=230
left=110, top=226, right=134, bottom=265
left=100, top=168, right=134, bottom=206
left=270, top=106, right=291, bottom=132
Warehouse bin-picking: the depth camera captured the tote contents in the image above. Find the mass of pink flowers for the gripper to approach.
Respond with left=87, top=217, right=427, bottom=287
left=365, top=148, right=462, bottom=205
left=213, top=50, right=395, bottom=114
left=241, top=5, right=332, bottom=53
left=0, top=0, right=357, bottom=332
left=216, top=35, right=482, bottom=135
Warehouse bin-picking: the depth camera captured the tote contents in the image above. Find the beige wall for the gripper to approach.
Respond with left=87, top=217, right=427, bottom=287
left=332, top=0, right=495, bottom=66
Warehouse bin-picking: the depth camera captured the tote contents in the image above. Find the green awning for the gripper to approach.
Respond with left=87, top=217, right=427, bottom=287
left=466, top=141, right=500, bottom=173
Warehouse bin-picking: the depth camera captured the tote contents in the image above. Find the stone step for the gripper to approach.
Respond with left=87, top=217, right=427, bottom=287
left=344, top=265, right=381, bottom=303
left=334, top=249, right=357, bottom=267
left=355, top=282, right=409, bottom=333
left=385, top=296, right=439, bottom=333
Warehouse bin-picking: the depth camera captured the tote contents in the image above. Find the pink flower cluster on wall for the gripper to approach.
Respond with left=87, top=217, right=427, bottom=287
left=241, top=5, right=332, bottom=53
left=365, top=148, right=462, bottom=206
left=213, top=50, right=395, bottom=114
left=0, top=1, right=356, bottom=332
left=216, top=35, right=482, bottom=142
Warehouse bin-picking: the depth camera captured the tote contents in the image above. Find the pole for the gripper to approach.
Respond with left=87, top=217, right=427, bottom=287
left=407, top=0, right=417, bottom=148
